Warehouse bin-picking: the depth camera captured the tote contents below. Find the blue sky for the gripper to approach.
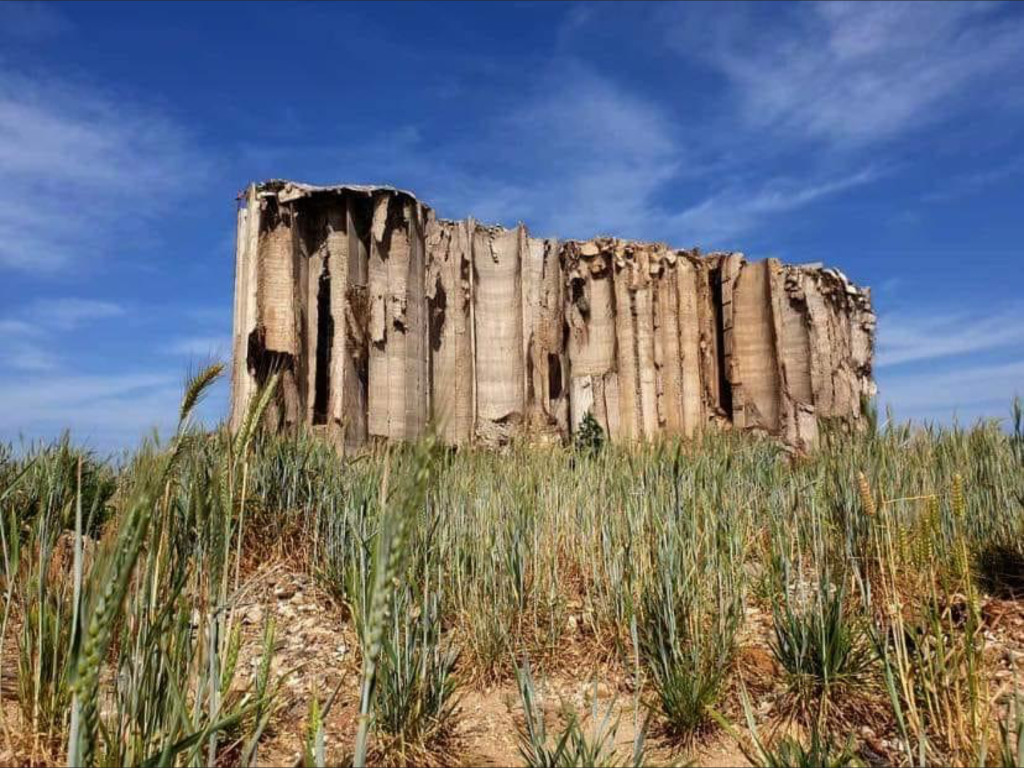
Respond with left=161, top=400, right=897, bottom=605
left=1, top=1, right=1023, bottom=451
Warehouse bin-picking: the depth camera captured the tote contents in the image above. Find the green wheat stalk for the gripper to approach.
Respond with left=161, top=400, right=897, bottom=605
left=353, top=436, right=438, bottom=767
left=179, top=362, right=226, bottom=430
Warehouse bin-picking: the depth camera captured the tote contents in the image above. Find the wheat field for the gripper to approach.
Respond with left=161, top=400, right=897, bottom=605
left=0, top=365, right=1022, bottom=767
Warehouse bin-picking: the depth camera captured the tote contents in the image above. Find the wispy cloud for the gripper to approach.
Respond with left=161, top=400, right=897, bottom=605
left=248, top=41, right=884, bottom=250
left=0, top=297, right=125, bottom=372
left=495, top=60, right=682, bottom=239
left=663, top=1, right=1024, bottom=149
left=297, top=59, right=686, bottom=243
left=877, top=303, right=1024, bottom=367
left=0, top=323, right=228, bottom=449
left=0, top=318, right=45, bottom=371
left=0, top=319, right=36, bottom=337
left=26, top=298, right=125, bottom=329
left=0, top=65, right=207, bottom=271
left=0, top=291, right=234, bottom=445
left=164, top=335, right=232, bottom=358
left=0, top=331, right=59, bottom=372
left=318, top=57, right=858, bottom=248
left=668, top=167, right=881, bottom=246
left=923, top=153, right=1024, bottom=202
left=0, top=371, right=184, bottom=450
left=398, top=61, right=683, bottom=240
left=878, top=358, right=1024, bottom=424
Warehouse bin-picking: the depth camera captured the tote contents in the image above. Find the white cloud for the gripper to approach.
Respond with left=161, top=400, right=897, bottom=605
left=0, top=66, right=206, bottom=271
left=0, top=340, right=58, bottom=372
left=0, top=372, right=179, bottom=443
left=877, top=358, right=1024, bottom=424
left=252, top=53, right=880, bottom=249
left=164, top=335, right=232, bottom=358
left=668, top=167, right=881, bottom=246
left=0, top=319, right=37, bottom=336
left=664, top=1, right=1024, bottom=148
left=0, top=296, right=125, bottom=372
left=362, top=59, right=885, bottom=247
left=877, top=303, right=1024, bottom=367
left=923, top=153, right=1024, bottom=202
left=0, top=298, right=126, bottom=372
left=402, top=3, right=1024, bottom=250
left=0, top=369, right=229, bottom=452
left=26, top=298, right=125, bottom=329
left=0, top=316, right=51, bottom=372
left=299, top=60, right=684, bottom=242
left=0, top=296, right=231, bottom=445
left=488, top=61, right=682, bottom=239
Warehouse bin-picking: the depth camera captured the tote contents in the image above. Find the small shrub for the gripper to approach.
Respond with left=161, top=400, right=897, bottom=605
left=515, top=660, right=643, bottom=768
left=638, top=518, right=744, bottom=740
left=574, top=411, right=605, bottom=455
left=770, top=573, right=874, bottom=721
left=373, top=585, right=460, bottom=754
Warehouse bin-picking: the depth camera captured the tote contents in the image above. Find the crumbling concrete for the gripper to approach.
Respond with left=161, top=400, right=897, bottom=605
left=231, top=180, right=876, bottom=451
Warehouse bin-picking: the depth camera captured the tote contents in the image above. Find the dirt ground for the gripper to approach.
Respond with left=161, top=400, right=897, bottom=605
left=237, top=561, right=754, bottom=767
left=242, top=558, right=1024, bottom=767
left=1, top=556, right=1021, bottom=766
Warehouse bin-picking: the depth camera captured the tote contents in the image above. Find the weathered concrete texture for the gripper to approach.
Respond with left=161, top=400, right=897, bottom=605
left=231, top=180, right=876, bottom=450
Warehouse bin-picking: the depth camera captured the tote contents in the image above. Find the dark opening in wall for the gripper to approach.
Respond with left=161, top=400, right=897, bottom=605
left=547, top=353, right=562, bottom=401
left=312, top=263, right=333, bottom=425
left=245, top=327, right=294, bottom=430
left=429, top=280, right=447, bottom=353
left=710, top=267, right=733, bottom=418
left=570, top=276, right=587, bottom=311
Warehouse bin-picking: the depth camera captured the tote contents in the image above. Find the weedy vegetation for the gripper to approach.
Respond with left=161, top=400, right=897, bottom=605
left=0, top=377, right=1022, bottom=766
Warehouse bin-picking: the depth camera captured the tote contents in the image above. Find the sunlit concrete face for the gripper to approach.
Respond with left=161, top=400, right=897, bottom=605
left=231, top=180, right=876, bottom=451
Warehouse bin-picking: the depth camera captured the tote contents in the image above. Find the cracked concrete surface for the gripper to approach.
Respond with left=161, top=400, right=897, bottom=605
left=231, top=180, right=876, bottom=450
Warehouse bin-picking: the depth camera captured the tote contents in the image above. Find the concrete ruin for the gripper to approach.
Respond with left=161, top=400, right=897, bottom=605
left=230, top=180, right=876, bottom=450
